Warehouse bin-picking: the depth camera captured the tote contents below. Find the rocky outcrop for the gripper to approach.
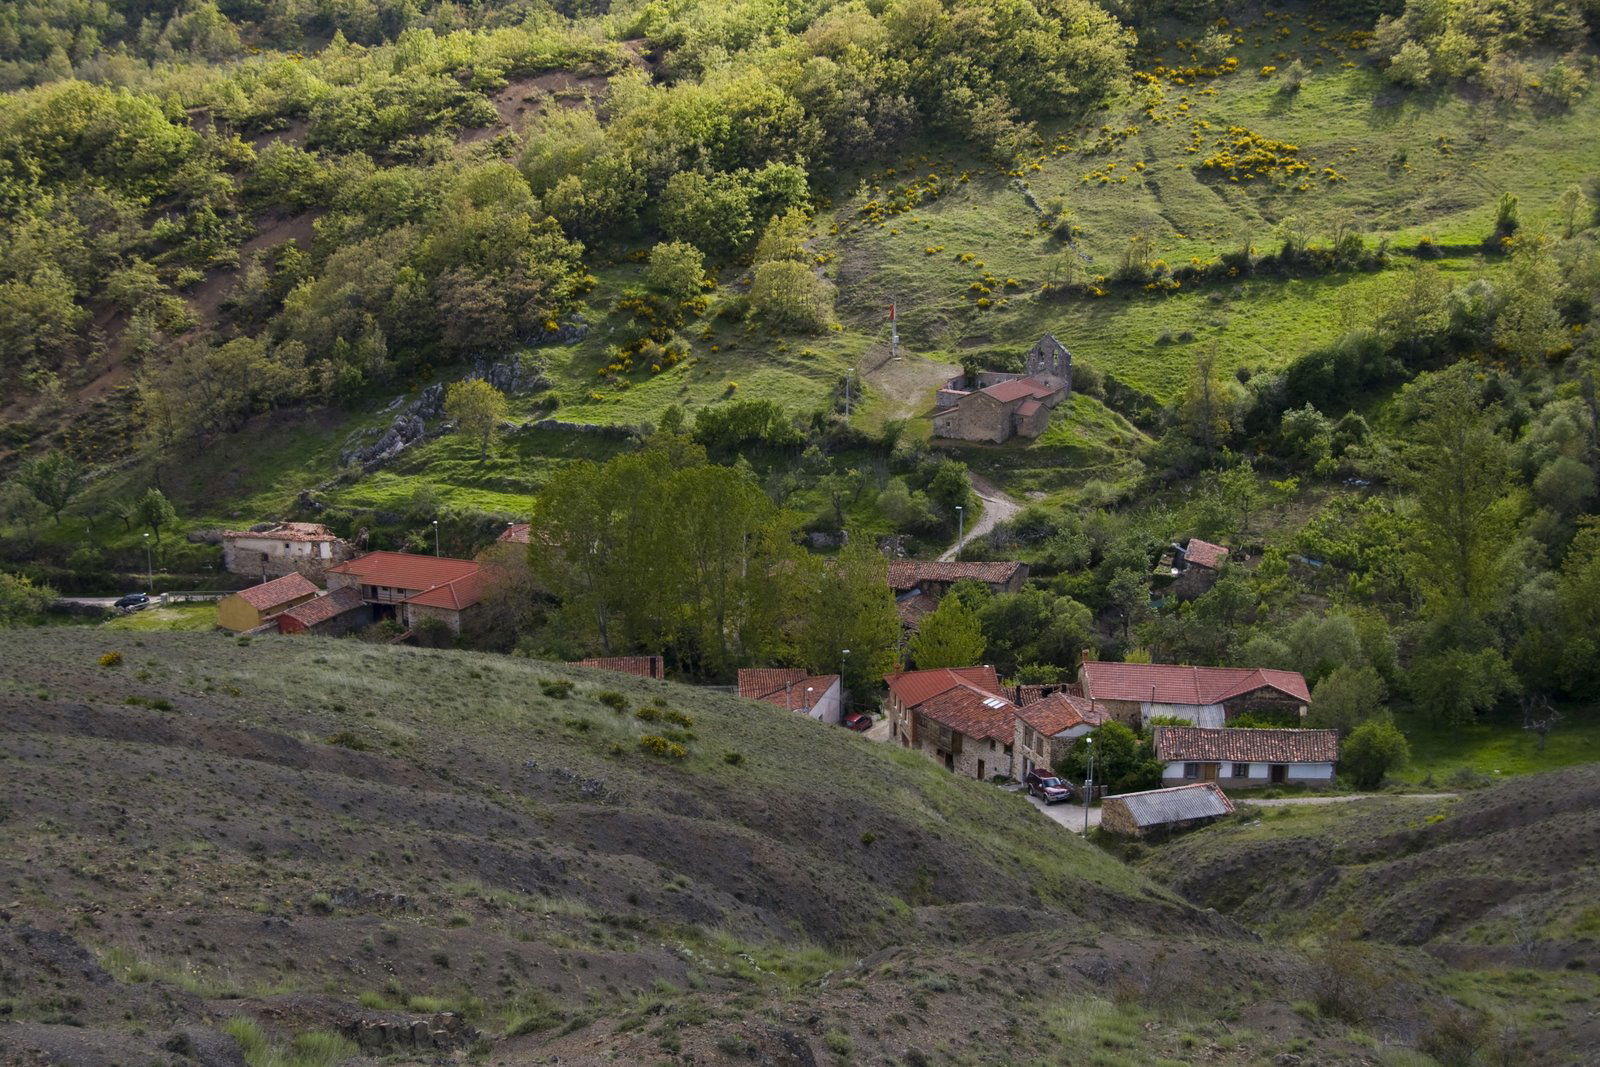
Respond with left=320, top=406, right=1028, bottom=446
left=347, top=1011, right=479, bottom=1053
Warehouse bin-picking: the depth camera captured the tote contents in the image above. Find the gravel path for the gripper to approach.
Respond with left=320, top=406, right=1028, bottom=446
left=939, top=473, right=1023, bottom=561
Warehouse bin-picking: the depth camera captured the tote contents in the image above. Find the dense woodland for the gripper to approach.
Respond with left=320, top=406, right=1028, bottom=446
left=2, top=0, right=1599, bottom=764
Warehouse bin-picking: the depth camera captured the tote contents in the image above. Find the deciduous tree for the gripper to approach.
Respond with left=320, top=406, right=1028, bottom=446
left=908, top=595, right=986, bottom=669
left=445, top=379, right=509, bottom=462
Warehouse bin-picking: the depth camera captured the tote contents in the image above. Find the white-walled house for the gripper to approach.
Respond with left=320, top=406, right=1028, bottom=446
left=737, top=669, right=844, bottom=725
left=1078, top=662, right=1311, bottom=728
left=1152, top=726, right=1338, bottom=788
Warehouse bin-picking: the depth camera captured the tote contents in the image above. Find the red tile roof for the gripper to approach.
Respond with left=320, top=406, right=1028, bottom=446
left=1012, top=683, right=1077, bottom=706
left=1016, top=691, right=1104, bottom=736
left=981, top=377, right=1060, bottom=403
left=277, top=586, right=365, bottom=631
left=404, top=571, right=483, bottom=611
left=499, top=523, right=532, bottom=544
left=223, top=522, right=340, bottom=543
left=1153, top=726, right=1338, bottom=763
left=895, top=592, right=940, bottom=627
left=738, top=670, right=840, bottom=710
left=914, top=683, right=1016, bottom=742
left=1184, top=538, right=1229, bottom=570
left=884, top=665, right=1001, bottom=708
left=576, top=656, right=665, bottom=679
left=1080, top=662, right=1311, bottom=705
left=326, top=551, right=479, bottom=592
left=737, top=668, right=809, bottom=700
left=1015, top=399, right=1042, bottom=418
left=231, top=572, right=319, bottom=613
left=887, top=561, right=1024, bottom=590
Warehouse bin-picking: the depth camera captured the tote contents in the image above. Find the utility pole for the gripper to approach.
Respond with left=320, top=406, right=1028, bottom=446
left=1083, top=736, right=1095, bottom=833
left=143, top=533, right=153, bottom=592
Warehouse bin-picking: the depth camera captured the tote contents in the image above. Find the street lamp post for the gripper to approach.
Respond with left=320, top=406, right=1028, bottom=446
left=1083, top=736, right=1095, bottom=833
left=840, top=648, right=850, bottom=713
left=805, top=686, right=814, bottom=717
left=955, top=505, right=964, bottom=561
left=143, top=533, right=153, bottom=592
left=432, top=519, right=440, bottom=556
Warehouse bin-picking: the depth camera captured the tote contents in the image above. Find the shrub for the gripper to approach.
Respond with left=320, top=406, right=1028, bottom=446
left=98, top=651, right=123, bottom=668
left=723, top=752, right=744, bottom=766
left=539, top=678, right=574, bottom=699
left=663, top=709, right=694, bottom=727
left=325, top=731, right=370, bottom=751
left=595, top=690, right=628, bottom=712
left=638, top=735, right=687, bottom=760
left=1340, top=720, right=1411, bottom=789
left=635, top=706, right=661, bottom=722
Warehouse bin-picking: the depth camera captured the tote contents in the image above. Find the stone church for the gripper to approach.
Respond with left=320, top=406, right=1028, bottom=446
left=932, top=334, right=1073, bottom=443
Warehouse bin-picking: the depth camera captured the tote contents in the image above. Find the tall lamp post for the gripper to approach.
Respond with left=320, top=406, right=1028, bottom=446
left=1082, top=736, right=1095, bottom=833
left=840, top=648, right=850, bottom=713
left=955, top=505, right=964, bottom=561
left=143, top=532, right=153, bottom=592
left=432, top=519, right=440, bottom=556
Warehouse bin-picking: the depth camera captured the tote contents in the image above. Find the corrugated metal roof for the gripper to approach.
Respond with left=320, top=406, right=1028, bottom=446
left=1111, top=783, right=1235, bottom=827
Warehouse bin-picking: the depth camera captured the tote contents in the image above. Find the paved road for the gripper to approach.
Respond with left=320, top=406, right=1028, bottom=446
left=1026, top=790, right=1457, bottom=833
left=56, top=597, right=124, bottom=608
left=939, top=473, right=1022, bottom=562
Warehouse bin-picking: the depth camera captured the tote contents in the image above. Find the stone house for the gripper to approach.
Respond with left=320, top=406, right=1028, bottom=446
left=888, top=560, right=1028, bottom=628
left=1100, top=783, right=1234, bottom=837
left=884, top=666, right=1015, bottom=779
left=1077, top=662, right=1311, bottom=728
left=933, top=335, right=1073, bottom=443
left=1012, top=690, right=1106, bottom=782
left=737, top=668, right=843, bottom=724
left=277, top=586, right=368, bottom=637
left=222, top=522, right=352, bottom=581
left=1156, top=538, right=1229, bottom=600
left=215, top=572, right=320, bottom=632
left=576, top=656, right=666, bottom=679
left=324, top=551, right=483, bottom=635
left=1153, top=726, right=1338, bottom=788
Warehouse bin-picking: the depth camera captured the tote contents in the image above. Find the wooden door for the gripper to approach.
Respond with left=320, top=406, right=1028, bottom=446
left=1200, top=762, right=1221, bottom=782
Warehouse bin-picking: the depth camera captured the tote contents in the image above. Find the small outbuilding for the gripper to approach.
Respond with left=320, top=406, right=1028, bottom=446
left=1100, top=783, right=1235, bottom=837
left=216, top=572, right=320, bottom=632
left=277, top=586, right=368, bottom=637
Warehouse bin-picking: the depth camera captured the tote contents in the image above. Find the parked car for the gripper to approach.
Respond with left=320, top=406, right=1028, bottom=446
left=843, top=712, right=874, bottom=732
left=1024, top=769, right=1073, bottom=804
left=114, top=592, right=151, bottom=611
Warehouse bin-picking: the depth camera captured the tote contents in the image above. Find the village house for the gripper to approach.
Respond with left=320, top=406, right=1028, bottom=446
left=1155, top=537, right=1230, bottom=600
left=1012, top=690, right=1106, bottom=782
left=885, top=665, right=1015, bottom=779
left=576, top=656, right=666, bottom=680
left=276, top=586, right=368, bottom=637
left=1100, top=783, right=1235, bottom=837
left=1077, top=661, right=1311, bottom=728
left=324, top=551, right=484, bottom=635
left=222, top=522, right=352, bottom=581
left=1153, top=726, right=1338, bottom=788
left=888, top=560, right=1028, bottom=628
left=932, top=335, right=1073, bottom=443
left=737, top=668, right=843, bottom=724
left=215, top=572, right=320, bottom=632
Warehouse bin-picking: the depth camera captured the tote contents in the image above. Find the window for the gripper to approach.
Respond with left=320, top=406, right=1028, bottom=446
left=1232, top=763, right=1250, bottom=778
left=989, top=739, right=996, bottom=752
left=1183, top=762, right=1199, bottom=779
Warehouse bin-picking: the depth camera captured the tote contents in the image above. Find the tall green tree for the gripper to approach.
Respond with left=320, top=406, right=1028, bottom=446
left=1340, top=720, right=1411, bottom=790
left=907, top=595, right=986, bottom=669
left=18, top=450, right=85, bottom=524
left=445, top=379, right=509, bottom=462
left=791, top=538, right=901, bottom=700
left=136, top=488, right=177, bottom=544
left=1399, top=368, right=1514, bottom=622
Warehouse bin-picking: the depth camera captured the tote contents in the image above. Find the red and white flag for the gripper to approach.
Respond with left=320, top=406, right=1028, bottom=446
left=889, top=302, right=896, bottom=321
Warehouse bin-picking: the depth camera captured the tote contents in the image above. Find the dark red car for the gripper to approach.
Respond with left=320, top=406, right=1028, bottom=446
left=843, top=712, right=874, bottom=732
left=1025, top=769, right=1073, bottom=805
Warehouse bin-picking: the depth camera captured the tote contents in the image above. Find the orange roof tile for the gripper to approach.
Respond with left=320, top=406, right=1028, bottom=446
left=981, top=377, right=1060, bottom=403
left=278, top=586, right=365, bottom=630
left=1080, top=662, right=1310, bottom=705
left=1184, top=539, right=1230, bottom=570
left=1016, top=691, right=1104, bottom=736
left=884, top=665, right=1001, bottom=708
left=913, top=683, right=1016, bottom=742
left=576, top=656, right=665, bottom=679
left=1153, top=726, right=1337, bottom=763
left=326, top=551, right=478, bottom=591
left=886, top=561, right=1023, bottom=590
left=404, top=572, right=483, bottom=611
left=231, top=572, right=319, bottom=613
left=737, top=668, right=810, bottom=700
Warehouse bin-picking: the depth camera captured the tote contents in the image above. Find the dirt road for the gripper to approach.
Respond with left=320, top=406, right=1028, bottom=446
left=939, top=473, right=1022, bottom=561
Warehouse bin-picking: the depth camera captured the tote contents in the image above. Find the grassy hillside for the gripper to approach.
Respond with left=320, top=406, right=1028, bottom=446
left=0, top=628, right=1551, bottom=1065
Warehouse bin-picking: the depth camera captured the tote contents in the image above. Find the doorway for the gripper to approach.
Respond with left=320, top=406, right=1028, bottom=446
left=1270, top=764, right=1287, bottom=784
